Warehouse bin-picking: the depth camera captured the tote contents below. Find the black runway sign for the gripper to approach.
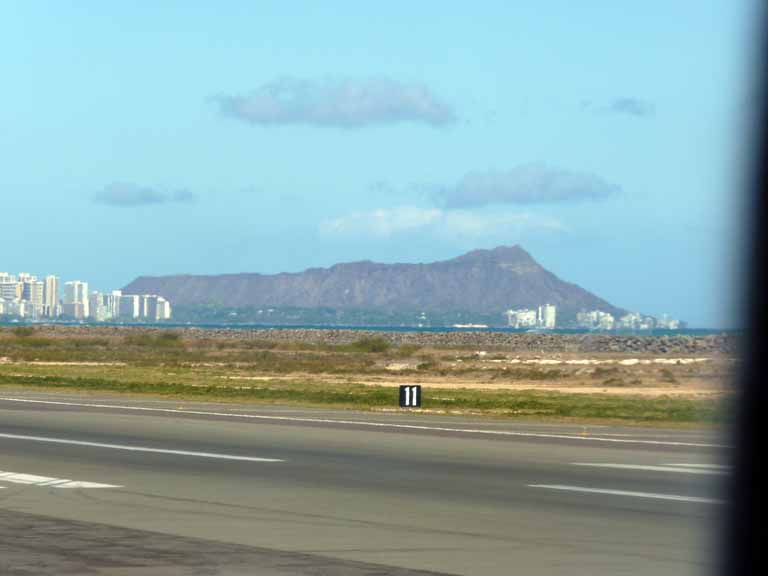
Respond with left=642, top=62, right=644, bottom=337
left=399, top=385, right=421, bottom=408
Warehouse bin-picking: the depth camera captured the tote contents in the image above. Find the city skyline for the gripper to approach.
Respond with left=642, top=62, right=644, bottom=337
left=0, top=271, right=171, bottom=322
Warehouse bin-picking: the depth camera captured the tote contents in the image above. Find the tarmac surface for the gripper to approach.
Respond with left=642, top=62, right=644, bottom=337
left=0, top=391, right=728, bottom=575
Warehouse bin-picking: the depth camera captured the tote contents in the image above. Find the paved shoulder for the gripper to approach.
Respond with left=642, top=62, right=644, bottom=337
left=0, top=508, right=453, bottom=576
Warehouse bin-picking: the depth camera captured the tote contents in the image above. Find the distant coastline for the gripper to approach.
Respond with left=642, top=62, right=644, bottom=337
left=0, top=319, right=736, bottom=338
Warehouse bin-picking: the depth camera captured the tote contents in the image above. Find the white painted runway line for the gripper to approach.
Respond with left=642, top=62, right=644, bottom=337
left=0, top=470, right=122, bottom=489
left=572, top=463, right=728, bottom=475
left=666, top=463, right=729, bottom=469
left=528, top=484, right=723, bottom=504
left=0, top=397, right=727, bottom=448
left=0, top=433, right=284, bottom=462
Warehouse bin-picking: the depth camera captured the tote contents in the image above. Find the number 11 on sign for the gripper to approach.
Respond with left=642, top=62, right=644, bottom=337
left=399, top=385, right=421, bottom=408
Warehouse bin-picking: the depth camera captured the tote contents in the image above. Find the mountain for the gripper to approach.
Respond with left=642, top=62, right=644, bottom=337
left=122, top=246, right=625, bottom=323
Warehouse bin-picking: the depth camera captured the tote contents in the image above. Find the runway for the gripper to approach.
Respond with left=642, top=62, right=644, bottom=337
left=0, top=391, right=728, bottom=575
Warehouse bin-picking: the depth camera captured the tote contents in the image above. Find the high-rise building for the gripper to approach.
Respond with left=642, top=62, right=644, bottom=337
left=656, top=314, right=681, bottom=330
left=21, top=279, right=44, bottom=317
left=108, top=290, right=122, bottom=319
left=118, top=294, right=140, bottom=319
left=145, top=295, right=159, bottom=320
left=60, top=302, right=85, bottom=319
left=85, top=290, right=122, bottom=322
left=0, top=282, right=21, bottom=300
left=0, top=299, right=29, bottom=317
left=63, top=281, right=89, bottom=318
left=88, top=292, right=109, bottom=322
left=506, top=308, right=538, bottom=328
left=139, top=295, right=151, bottom=319
left=576, top=310, right=615, bottom=330
left=617, top=312, right=653, bottom=330
left=116, top=293, right=171, bottom=321
left=43, top=275, right=60, bottom=317
left=141, top=295, right=172, bottom=321
left=156, top=296, right=172, bottom=320
left=0, top=274, right=21, bottom=301
left=537, top=304, right=557, bottom=329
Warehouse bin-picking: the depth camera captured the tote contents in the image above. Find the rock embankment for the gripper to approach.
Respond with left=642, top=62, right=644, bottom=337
left=14, top=325, right=738, bottom=355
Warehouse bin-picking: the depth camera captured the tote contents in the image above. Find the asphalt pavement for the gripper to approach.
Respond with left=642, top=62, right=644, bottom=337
left=0, top=391, right=729, bottom=575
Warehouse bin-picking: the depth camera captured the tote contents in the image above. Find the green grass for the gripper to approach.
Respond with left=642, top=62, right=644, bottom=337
left=0, top=333, right=416, bottom=375
left=5, top=337, right=54, bottom=348
left=659, top=368, right=678, bottom=383
left=336, top=336, right=392, bottom=353
left=123, top=331, right=184, bottom=347
left=10, top=326, right=37, bottom=338
left=0, top=366, right=729, bottom=426
left=0, top=328, right=732, bottom=427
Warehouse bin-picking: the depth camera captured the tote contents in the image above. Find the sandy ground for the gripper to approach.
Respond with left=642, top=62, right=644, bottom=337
left=215, top=354, right=733, bottom=397
left=214, top=373, right=718, bottom=396
left=1, top=351, right=735, bottom=398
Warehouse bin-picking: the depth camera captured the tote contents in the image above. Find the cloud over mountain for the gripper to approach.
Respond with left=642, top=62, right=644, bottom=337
left=320, top=206, right=563, bottom=238
left=216, top=77, right=456, bottom=128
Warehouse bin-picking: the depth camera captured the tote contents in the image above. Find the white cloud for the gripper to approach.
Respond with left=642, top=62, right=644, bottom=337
left=321, top=206, right=443, bottom=236
left=92, top=183, right=198, bottom=207
left=433, top=164, right=619, bottom=209
left=583, top=97, right=655, bottom=117
left=320, top=206, right=563, bottom=238
left=216, top=77, right=456, bottom=128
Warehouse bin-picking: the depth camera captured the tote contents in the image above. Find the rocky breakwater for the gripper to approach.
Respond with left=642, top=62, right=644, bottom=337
left=205, top=329, right=735, bottom=355
left=26, top=325, right=738, bottom=355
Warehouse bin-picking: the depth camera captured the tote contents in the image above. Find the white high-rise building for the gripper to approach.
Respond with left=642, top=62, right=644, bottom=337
left=0, top=275, right=21, bottom=300
left=119, top=294, right=140, bottom=319
left=44, top=275, right=60, bottom=317
left=576, top=310, right=615, bottom=330
left=156, top=297, right=171, bottom=320
left=88, top=292, right=109, bottom=322
left=116, top=293, right=171, bottom=321
left=617, top=312, right=653, bottom=330
left=537, top=304, right=557, bottom=329
left=86, top=290, right=123, bottom=322
left=0, top=299, right=28, bottom=317
left=145, top=295, right=159, bottom=320
left=63, top=281, right=89, bottom=318
left=22, top=280, right=44, bottom=317
left=108, top=290, right=122, bottom=319
left=139, top=295, right=151, bottom=318
left=506, top=308, right=538, bottom=328
left=141, top=295, right=173, bottom=321
left=656, top=314, right=680, bottom=330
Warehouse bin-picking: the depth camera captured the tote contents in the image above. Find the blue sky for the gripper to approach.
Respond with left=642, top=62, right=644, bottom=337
left=0, top=2, right=760, bottom=327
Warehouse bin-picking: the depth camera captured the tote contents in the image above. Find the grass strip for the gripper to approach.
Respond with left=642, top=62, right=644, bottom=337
left=0, top=371, right=729, bottom=426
